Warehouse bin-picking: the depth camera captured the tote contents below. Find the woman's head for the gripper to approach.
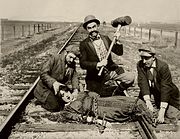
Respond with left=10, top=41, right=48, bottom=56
left=58, top=86, right=74, bottom=103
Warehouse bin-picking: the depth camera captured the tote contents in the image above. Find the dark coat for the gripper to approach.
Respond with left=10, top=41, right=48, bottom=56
left=34, top=51, right=79, bottom=103
left=79, top=34, right=123, bottom=93
left=137, top=58, right=180, bottom=109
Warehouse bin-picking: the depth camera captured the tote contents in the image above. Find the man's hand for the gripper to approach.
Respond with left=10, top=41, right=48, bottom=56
left=145, top=100, right=154, bottom=112
left=97, top=59, right=107, bottom=68
left=72, top=89, right=79, bottom=101
left=52, top=81, right=65, bottom=95
left=114, top=30, right=121, bottom=40
left=156, top=108, right=165, bottom=123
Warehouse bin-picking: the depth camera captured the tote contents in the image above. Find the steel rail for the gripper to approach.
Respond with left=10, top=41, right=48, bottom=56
left=0, top=23, right=157, bottom=139
left=137, top=115, right=157, bottom=139
left=57, top=24, right=81, bottom=54
left=126, top=96, right=157, bottom=139
left=0, top=24, right=81, bottom=139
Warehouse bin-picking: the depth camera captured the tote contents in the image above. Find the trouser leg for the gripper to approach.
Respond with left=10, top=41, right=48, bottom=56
left=104, top=67, right=134, bottom=96
left=97, top=96, right=135, bottom=122
left=112, top=70, right=135, bottom=86
left=165, top=105, right=180, bottom=123
left=96, top=96, right=154, bottom=124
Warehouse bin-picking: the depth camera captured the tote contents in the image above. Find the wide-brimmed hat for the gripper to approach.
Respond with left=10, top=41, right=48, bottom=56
left=83, top=15, right=100, bottom=29
left=139, top=44, right=156, bottom=57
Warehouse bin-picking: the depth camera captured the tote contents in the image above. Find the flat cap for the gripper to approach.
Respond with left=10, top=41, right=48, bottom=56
left=139, top=44, right=156, bottom=57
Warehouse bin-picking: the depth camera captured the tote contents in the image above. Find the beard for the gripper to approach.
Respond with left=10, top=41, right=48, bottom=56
left=89, top=30, right=99, bottom=39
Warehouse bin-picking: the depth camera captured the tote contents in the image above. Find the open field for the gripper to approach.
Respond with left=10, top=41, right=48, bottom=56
left=135, top=22, right=180, bottom=31
left=106, top=22, right=180, bottom=49
left=0, top=19, right=78, bottom=41
left=1, top=21, right=78, bottom=57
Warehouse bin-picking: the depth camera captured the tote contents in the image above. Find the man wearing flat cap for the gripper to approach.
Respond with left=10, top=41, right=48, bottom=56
left=137, top=44, right=180, bottom=124
left=79, top=15, right=134, bottom=97
left=34, top=49, right=79, bottom=112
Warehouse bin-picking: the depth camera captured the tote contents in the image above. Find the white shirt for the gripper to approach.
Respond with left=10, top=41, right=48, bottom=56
left=148, top=60, right=156, bottom=87
left=92, top=38, right=107, bottom=61
left=144, top=60, right=168, bottom=109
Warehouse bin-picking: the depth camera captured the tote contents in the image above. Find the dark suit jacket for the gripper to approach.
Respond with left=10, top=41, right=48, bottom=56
left=79, top=34, right=123, bottom=93
left=34, top=51, right=79, bottom=103
left=137, top=58, right=180, bottom=109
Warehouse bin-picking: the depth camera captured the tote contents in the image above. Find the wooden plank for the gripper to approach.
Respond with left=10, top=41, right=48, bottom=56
left=8, top=84, right=31, bottom=90
left=22, top=70, right=39, bottom=75
left=111, top=122, right=136, bottom=131
left=0, top=110, right=10, bottom=116
left=15, top=122, right=137, bottom=132
left=0, top=98, right=20, bottom=104
left=175, top=32, right=178, bottom=48
left=15, top=123, right=98, bottom=132
left=14, top=121, right=178, bottom=132
left=21, top=77, right=37, bottom=83
left=11, top=91, right=26, bottom=96
left=154, top=124, right=178, bottom=132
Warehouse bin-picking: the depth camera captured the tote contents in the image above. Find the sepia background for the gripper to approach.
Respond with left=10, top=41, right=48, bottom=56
left=0, top=0, right=179, bottom=23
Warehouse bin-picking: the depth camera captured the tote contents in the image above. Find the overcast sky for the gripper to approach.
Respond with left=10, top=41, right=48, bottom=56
left=0, top=0, right=179, bottom=23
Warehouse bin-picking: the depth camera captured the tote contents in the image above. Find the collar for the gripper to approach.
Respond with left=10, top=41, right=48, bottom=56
left=151, top=60, right=156, bottom=68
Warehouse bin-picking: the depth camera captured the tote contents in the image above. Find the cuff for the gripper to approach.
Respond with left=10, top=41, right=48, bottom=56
left=52, top=81, right=58, bottom=86
left=96, top=62, right=100, bottom=70
left=143, top=95, right=150, bottom=101
left=160, top=102, right=168, bottom=109
left=73, top=89, right=79, bottom=93
left=116, top=40, right=123, bottom=45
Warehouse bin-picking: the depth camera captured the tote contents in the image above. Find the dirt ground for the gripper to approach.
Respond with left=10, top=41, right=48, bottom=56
left=1, top=24, right=180, bottom=139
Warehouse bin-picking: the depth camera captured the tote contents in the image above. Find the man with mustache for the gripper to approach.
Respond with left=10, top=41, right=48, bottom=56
left=79, top=15, right=134, bottom=97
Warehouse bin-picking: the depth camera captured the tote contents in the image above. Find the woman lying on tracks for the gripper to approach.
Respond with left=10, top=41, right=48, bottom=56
left=47, top=86, right=155, bottom=129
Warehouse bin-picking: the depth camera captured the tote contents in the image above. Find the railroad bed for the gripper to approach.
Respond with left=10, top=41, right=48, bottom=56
left=0, top=23, right=80, bottom=125
left=0, top=23, right=180, bottom=139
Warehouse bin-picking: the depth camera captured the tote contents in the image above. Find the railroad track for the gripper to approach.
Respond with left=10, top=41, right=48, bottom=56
left=0, top=23, right=170, bottom=139
left=0, top=24, right=78, bottom=115
left=0, top=23, right=83, bottom=138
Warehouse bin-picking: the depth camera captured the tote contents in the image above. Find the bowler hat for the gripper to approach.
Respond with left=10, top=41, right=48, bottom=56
left=139, top=44, right=156, bottom=57
left=83, top=15, right=100, bottom=29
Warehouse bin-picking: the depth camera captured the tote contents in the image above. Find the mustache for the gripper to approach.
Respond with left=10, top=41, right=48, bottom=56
left=89, top=30, right=99, bottom=36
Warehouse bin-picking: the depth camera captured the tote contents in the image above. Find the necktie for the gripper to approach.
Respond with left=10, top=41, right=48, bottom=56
left=146, top=68, right=154, bottom=81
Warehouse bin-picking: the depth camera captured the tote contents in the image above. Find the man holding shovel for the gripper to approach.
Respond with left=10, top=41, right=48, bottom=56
left=79, top=15, right=134, bottom=97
